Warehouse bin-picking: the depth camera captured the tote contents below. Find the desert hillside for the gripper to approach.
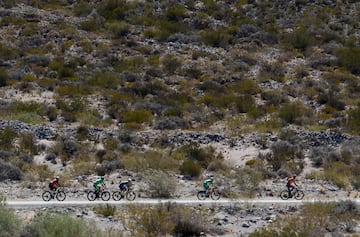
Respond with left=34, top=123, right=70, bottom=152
left=1, top=0, right=360, bottom=236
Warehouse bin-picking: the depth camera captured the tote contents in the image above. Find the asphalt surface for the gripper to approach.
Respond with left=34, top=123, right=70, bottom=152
left=6, top=198, right=360, bottom=208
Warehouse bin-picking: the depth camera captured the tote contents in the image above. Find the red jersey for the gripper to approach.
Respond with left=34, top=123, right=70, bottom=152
left=287, top=177, right=296, bottom=185
left=50, top=178, right=59, bottom=185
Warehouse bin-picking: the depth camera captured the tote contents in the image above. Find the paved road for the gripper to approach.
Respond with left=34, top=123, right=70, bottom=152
left=6, top=198, right=360, bottom=208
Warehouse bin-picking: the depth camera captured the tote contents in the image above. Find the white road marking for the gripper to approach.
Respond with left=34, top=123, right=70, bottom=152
left=5, top=198, right=360, bottom=208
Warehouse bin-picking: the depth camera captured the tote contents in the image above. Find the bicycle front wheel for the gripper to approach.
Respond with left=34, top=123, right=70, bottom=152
left=280, top=190, right=290, bottom=200
left=126, top=191, right=136, bottom=201
left=112, top=191, right=122, bottom=201
left=87, top=191, right=97, bottom=201
left=294, top=190, right=304, bottom=200
left=101, top=191, right=111, bottom=201
left=56, top=191, right=66, bottom=201
left=42, top=191, right=52, bottom=201
left=211, top=189, right=220, bottom=200
left=197, top=191, right=207, bottom=200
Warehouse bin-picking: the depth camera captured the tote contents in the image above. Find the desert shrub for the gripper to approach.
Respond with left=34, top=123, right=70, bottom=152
left=154, top=116, right=189, bottom=130
left=234, top=78, right=261, bottom=95
left=324, top=162, right=350, bottom=188
left=334, top=47, right=360, bottom=75
left=261, top=90, right=287, bottom=106
left=234, top=167, right=263, bottom=197
left=19, top=133, right=38, bottom=155
left=97, top=0, right=130, bottom=21
left=0, top=160, right=23, bottom=181
left=125, top=204, right=207, bottom=237
left=145, top=170, right=177, bottom=198
left=347, top=106, right=360, bottom=134
left=309, top=146, right=335, bottom=168
left=0, top=43, right=18, bottom=60
left=76, top=125, right=89, bottom=141
left=268, top=141, right=303, bottom=172
left=0, top=205, right=21, bottom=237
left=88, top=71, right=122, bottom=89
left=177, top=143, right=223, bottom=169
left=119, top=109, right=152, bottom=124
left=258, top=61, right=285, bottom=82
left=22, top=212, right=102, bottom=237
left=281, top=27, right=316, bottom=52
left=199, top=28, right=232, bottom=48
left=113, top=56, right=146, bottom=73
left=0, top=69, right=8, bottom=87
left=93, top=204, right=117, bottom=217
left=161, top=54, right=182, bottom=74
left=8, top=101, right=47, bottom=124
left=106, top=21, right=130, bottom=37
left=0, top=127, right=17, bottom=150
left=79, top=19, right=99, bottom=32
left=278, top=101, right=311, bottom=125
left=180, top=159, right=202, bottom=178
left=234, top=94, right=255, bottom=113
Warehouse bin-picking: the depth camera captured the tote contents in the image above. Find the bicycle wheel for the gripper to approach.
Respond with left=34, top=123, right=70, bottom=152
left=294, top=190, right=304, bottom=200
left=197, top=191, right=207, bottom=200
left=112, top=191, right=122, bottom=201
left=280, top=190, right=290, bottom=200
left=56, top=191, right=66, bottom=201
left=126, top=191, right=136, bottom=201
left=211, top=189, right=220, bottom=200
left=42, top=191, right=52, bottom=201
left=87, top=191, right=97, bottom=201
left=101, top=191, right=111, bottom=201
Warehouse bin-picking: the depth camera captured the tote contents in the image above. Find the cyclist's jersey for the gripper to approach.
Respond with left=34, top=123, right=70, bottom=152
left=119, top=180, right=131, bottom=191
left=50, top=179, right=59, bottom=186
left=287, top=177, right=296, bottom=185
left=204, top=179, right=213, bottom=186
left=94, top=178, right=104, bottom=187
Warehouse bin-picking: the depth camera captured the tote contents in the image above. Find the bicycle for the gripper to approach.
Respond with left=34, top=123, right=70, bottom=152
left=42, top=187, right=66, bottom=201
left=112, top=188, right=136, bottom=201
left=197, top=186, right=220, bottom=200
left=87, top=186, right=110, bottom=201
left=280, top=187, right=304, bottom=200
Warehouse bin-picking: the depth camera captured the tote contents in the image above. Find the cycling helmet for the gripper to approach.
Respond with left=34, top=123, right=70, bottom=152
left=128, top=178, right=132, bottom=182
left=55, top=176, right=60, bottom=181
left=100, top=176, right=104, bottom=181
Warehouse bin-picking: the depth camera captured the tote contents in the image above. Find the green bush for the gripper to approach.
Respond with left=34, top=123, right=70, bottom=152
left=93, top=204, right=117, bottom=217
left=180, top=159, right=202, bottom=178
left=335, top=47, right=360, bottom=75
left=120, top=109, right=152, bottom=124
left=21, top=212, right=102, bottom=237
left=125, top=204, right=206, bottom=237
left=278, top=101, right=310, bottom=125
left=0, top=127, right=17, bottom=150
left=0, top=160, right=23, bottom=181
left=199, top=28, right=232, bottom=47
left=281, top=27, right=316, bottom=52
left=234, top=94, right=255, bottom=113
left=105, top=21, right=130, bottom=37
left=0, top=205, right=21, bottom=237
left=0, top=69, right=8, bottom=87
left=145, top=170, right=177, bottom=198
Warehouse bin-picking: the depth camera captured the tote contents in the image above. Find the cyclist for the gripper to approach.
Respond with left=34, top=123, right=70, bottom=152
left=287, top=175, right=298, bottom=197
left=119, top=178, right=133, bottom=192
left=203, top=176, right=214, bottom=196
left=93, top=176, right=105, bottom=195
left=49, top=176, right=61, bottom=192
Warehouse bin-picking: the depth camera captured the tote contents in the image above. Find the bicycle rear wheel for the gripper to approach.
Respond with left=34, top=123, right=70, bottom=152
left=101, top=191, right=111, bottom=201
left=56, top=191, right=66, bottom=201
left=112, top=191, right=123, bottom=201
left=211, top=189, right=220, bottom=200
left=126, top=191, right=136, bottom=201
left=294, top=190, right=304, bottom=200
left=197, top=191, right=207, bottom=200
left=280, top=190, right=290, bottom=200
left=87, top=191, right=97, bottom=201
left=42, top=191, right=52, bottom=201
